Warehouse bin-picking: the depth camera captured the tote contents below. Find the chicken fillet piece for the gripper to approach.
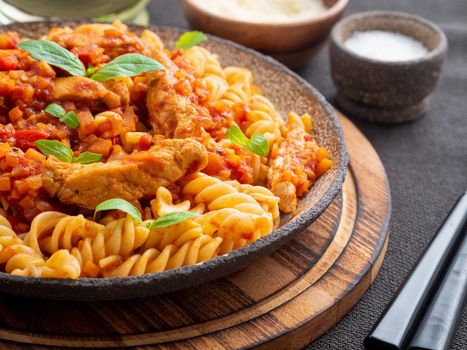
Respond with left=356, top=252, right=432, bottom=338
left=146, top=50, right=209, bottom=139
left=42, top=139, right=208, bottom=209
left=267, top=129, right=320, bottom=213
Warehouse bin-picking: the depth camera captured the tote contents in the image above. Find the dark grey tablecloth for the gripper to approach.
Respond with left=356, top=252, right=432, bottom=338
left=149, top=1, right=467, bottom=349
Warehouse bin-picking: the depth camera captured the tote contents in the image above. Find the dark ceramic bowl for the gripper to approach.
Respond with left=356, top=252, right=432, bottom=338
left=330, top=11, right=448, bottom=123
left=0, top=22, right=347, bottom=300
left=180, top=0, right=348, bottom=68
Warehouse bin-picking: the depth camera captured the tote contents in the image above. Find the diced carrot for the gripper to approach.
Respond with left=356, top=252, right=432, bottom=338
left=0, top=33, right=19, bottom=49
left=8, top=106, right=22, bottom=122
left=21, top=85, right=34, bottom=104
left=0, top=174, right=11, bottom=191
left=19, top=195, right=34, bottom=209
left=82, top=261, right=100, bottom=278
left=0, top=143, right=11, bottom=157
left=203, top=152, right=226, bottom=176
left=316, top=147, right=330, bottom=161
left=24, top=148, right=46, bottom=162
left=315, top=159, right=333, bottom=177
left=24, top=175, right=42, bottom=190
left=88, top=138, right=112, bottom=156
left=5, top=153, right=19, bottom=167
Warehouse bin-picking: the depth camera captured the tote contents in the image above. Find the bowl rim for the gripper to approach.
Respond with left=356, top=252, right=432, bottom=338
left=0, top=21, right=348, bottom=300
left=180, top=0, right=349, bottom=28
left=330, top=10, right=448, bottom=66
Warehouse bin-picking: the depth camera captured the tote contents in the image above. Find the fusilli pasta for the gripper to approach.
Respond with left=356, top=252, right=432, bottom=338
left=100, top=234, right=223, bottom=277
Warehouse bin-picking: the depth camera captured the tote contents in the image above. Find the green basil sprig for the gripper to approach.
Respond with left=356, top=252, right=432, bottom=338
left=35, top=139, right=73, bottom=162
left=18, top=40, right=164, bottom=81
left=44, top=103, right=80, bottom=129
left=176, top=31, right=207, bottom=50
left=90, top=53, right=165, bottom=82
left=18, top=40, right=86, bottom=77
left=94, top=198, right=142, bottom=223
left=226, top=125, right=269, bottom=156
left=148, top=211, right=200, bottom=229
left=72, top=152, right=103, bottom=164
left=35, top=140, right=102, bottom=164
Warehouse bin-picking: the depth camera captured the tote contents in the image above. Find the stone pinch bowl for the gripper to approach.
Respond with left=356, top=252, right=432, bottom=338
left=0, top=22, right=347, bottom=301
left=179, top=0, right=349, bottom=69
left=330, top=11, right=448, bottom=123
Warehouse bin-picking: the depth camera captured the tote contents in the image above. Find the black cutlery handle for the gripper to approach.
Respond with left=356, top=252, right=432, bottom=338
left=408, top=225, right=467, bottom=350
left=364, top=191, right=467, bottom=350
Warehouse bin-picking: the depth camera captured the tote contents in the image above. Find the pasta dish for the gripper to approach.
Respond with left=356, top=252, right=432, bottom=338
left=0, top=22, right=332, bottom=279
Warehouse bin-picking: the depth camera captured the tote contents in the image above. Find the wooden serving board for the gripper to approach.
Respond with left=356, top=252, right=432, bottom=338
left=0, top=115, right=391, bottom=350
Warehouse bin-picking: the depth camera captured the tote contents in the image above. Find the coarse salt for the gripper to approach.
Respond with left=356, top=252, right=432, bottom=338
left=344, top=30, right=429, bottom=62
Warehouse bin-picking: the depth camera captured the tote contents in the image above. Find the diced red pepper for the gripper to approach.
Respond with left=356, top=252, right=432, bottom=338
left=14, top=129, right=49, bottom=150
left=0, top=54, right=18, bottom=70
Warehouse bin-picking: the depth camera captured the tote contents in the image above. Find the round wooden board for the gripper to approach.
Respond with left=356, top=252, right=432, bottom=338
left=0, top=114, right=390, bottom=350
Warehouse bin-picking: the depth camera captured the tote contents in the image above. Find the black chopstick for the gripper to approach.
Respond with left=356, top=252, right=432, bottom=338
left=408, top=223, right=467, bottom=350
left=364, top=191, right=467, bottom=350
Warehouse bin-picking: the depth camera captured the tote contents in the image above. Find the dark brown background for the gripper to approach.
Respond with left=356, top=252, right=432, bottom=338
left=148, top=0, right=467, bottom=349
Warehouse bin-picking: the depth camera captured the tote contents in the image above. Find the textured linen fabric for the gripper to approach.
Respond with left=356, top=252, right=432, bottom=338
left=148, top=1, right=467, bottom=349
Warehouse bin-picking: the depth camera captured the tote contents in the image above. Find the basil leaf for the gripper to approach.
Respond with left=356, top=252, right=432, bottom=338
left=226, top=125, right=249, bottom=147
left=247, top=134, right=269, bottom=157
left=148, top=211, right=200, bottom=229
left=72, top=151, right=102, bottom=164
left=35, top=139, right=73, bottom=162
left=59, top=111, right=80, bottom=129
left=44, top=103, right=80, bottom=129
left=90, top=53, right=165, bottom=82
left=226, top=125, right=269, bottom=156
left=44, top=103, right=65, bottom=118
left=18, top=40, right=85, bottom=77
left=94, top=198, right=142, bottom=223
left=176, top=31, right=207, bottom=50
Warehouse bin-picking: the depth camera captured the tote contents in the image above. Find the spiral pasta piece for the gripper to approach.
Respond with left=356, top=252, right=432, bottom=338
left=67, top=216, right=150, bottom=271
left=196, top=208, right=273, bottom=255
left=182, top=174, right=275, bottom=254
left=0, top=215, right=22, bottom=251
left=203, top=75, right=229, bottom=102
left=150, top=186, right=204, bottom=218
left=40, top=250, right=81, bottom=279
left=220, top=84, right=250, bottom=106
left=99, top=234, right=223, bottom=277
left=183, top=46, right=225, bottom=78
left=103, top=217, right=150, bottom=256
left=24, top=212, right=101, bottom=255
left=225, top=67, right=254, bottom=96
left=183, top=173, right=266, bottom=216
left=227, top=182, right=280, bottom=227
left=142, top=218, right=204, bottom=251
left=183, top=46, right=228, bottom=102
left=1, top=244, right=45, bottom=277
left=286, top=112, right=313, bottom=133
left=1, top=215, right=44, bottom=276
left=1, top=214, right=80, bottom=278
left=243, top=95, right=285, bottom=148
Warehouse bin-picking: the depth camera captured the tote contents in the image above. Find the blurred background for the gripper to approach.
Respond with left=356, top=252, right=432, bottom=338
left=0, top=0, right=151, bottom=25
